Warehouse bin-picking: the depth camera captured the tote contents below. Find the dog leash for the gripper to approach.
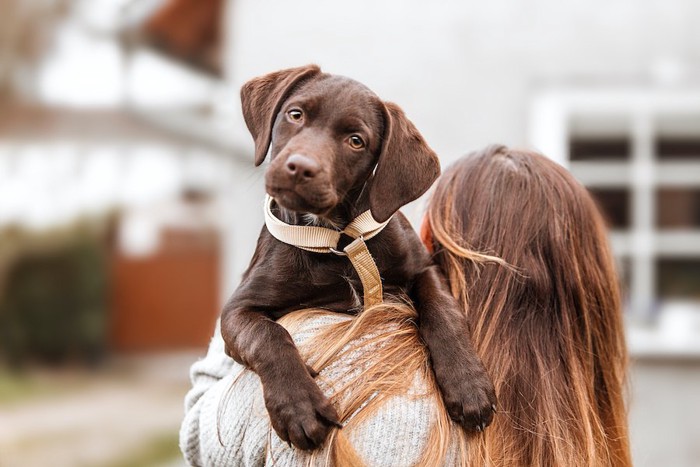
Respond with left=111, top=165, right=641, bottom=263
left=264, top=195, right=390, bottom=306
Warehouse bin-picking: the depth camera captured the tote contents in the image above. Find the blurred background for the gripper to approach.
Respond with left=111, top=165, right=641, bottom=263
left=0, top=0, right=699, bottom=465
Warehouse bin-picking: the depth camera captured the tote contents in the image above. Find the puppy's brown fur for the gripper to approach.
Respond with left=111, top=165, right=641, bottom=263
left=221, top=65, right=496, bottom=450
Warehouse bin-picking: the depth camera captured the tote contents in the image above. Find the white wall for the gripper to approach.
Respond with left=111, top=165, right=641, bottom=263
left=226, top=0, right=700, bottom=165
left=220, top=0, right=700, bottom=291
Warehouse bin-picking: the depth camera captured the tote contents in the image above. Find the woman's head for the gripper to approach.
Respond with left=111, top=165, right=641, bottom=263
left=425, top=145, right=631, bottom=466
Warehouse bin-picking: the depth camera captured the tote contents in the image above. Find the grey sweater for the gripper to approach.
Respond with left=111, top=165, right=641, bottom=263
left=179, top=314, right=453, bottom=466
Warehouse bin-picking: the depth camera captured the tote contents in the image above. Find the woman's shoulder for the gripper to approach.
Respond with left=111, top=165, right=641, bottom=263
left=182, top=307, right=460, bottom=466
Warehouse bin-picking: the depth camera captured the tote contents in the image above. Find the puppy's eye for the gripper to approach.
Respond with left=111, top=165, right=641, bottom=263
left=348, top=135, right=365, bottom=149
left=287, top=109, right=303, bottom=122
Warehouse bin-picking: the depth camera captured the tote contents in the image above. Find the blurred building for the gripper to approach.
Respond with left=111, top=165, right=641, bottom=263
left=0, top=0, right=238, bottom=356
left=1, top=1, right=700, bottom=465
left=1, top=0, right=699, bottom=351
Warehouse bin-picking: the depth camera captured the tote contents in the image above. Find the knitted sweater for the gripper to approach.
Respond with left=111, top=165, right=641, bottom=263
left=179, top=314, right=455, bottom=466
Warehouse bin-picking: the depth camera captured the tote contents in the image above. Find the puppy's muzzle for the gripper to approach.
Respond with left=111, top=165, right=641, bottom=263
left=284, top=154, right=321, bottom=183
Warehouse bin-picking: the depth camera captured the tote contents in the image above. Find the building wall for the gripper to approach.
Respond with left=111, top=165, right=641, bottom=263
left=225, top=0, right=700, bottom=165
left=219, top=0, right=700, bottom=290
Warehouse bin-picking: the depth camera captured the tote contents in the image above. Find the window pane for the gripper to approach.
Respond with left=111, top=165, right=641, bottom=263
left=656, top=138, right=700, bottom=161
left=588, top=188, right=631, bottom=229
left=657, top=259, right=700, bottom=301
left=569, top=138, right=631, bottom=161
left=657, top=189, right=700, bottom=228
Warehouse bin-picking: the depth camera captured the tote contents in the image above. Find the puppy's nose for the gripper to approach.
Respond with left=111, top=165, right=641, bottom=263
left=285, top=154, right=320, bottom=181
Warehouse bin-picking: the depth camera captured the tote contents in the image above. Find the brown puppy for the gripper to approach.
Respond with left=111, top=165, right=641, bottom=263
left=221, top=65, right=496, bottom=450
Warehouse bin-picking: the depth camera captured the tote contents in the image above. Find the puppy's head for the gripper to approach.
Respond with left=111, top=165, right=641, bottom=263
left=241, top=64, right=440, bottom=223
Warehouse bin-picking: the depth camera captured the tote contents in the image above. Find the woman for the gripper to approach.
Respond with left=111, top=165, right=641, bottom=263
left=180, top=145, right=632, bottom=466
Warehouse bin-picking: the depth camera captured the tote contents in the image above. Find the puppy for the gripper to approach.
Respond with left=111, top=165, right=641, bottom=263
left=222, top=65, right=496, bottom=450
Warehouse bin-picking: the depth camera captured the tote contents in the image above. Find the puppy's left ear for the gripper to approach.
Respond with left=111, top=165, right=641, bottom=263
left=240, top=64, right=321, bottom=166
left=368, top=102, right=441, bottom=222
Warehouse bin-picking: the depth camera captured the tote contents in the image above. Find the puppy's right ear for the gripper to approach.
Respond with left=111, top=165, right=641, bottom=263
left=240, top=65, right=321, bottom=166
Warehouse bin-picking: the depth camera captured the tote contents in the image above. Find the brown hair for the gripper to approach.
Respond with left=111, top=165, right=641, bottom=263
left=279, top=301, right=467, bottom=466
left=426, top=145, right=631, bottom=466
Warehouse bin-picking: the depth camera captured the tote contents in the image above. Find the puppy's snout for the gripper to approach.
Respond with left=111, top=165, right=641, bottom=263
left=285, top=154, right=320, bottom=181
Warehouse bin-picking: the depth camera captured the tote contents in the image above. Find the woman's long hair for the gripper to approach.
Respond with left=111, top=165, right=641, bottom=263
left=426, top=145, right=631, bottom=466
left=279, top=301, right=467, bottom=466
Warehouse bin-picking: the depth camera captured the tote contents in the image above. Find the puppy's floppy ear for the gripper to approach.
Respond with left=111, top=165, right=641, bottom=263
left=368, top=102, right=441, bottom=222
left=240, top=64, right=321, bottom=166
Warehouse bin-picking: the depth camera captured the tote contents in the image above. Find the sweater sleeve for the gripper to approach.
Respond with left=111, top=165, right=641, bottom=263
left=179, top=319, right=238, bottom=466
left=179, top=315, right=452, bottom=466
left=179, top=315, right=359, bottom=466
left=179, top=317, right=336, bottom=466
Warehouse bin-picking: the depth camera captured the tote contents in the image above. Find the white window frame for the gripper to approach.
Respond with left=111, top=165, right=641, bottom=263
left=529, top=88, right=700, bottom=357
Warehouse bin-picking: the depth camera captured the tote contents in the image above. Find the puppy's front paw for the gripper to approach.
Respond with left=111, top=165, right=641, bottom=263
left=264, top=377, right=341, bottom=450
left=436, top=362, right=497, bottom=433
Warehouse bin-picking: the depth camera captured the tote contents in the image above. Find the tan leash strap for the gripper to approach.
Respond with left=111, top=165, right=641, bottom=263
left=343, top=210, right=388, bottom=241
left=263, top=195, right=388, bottom=305
left=344, top=237, right=383, bottom=306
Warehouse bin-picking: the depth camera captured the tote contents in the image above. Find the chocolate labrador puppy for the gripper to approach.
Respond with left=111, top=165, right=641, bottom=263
left=221, top=65, right=496, bottom=450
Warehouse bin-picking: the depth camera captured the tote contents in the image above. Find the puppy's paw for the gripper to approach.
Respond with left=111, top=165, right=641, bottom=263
left=264, top=378, right=341, bottom=450
left=436, top=364, right=497, bottom=433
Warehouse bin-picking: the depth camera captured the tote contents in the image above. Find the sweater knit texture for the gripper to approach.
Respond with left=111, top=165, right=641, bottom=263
left=179, top=314, right=456, bottom=466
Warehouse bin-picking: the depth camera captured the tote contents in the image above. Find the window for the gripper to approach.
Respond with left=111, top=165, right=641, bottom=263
left=657, top=259, right=700, bottom=301
left=569, top=137, right=631, bottom=161
left=530, top=89, right=700, bottom=332
left=656, top=137, right=700, bottom=161
left=588, top=188, right=632, bottom=229
left=657, top=189, right=700, bottom=229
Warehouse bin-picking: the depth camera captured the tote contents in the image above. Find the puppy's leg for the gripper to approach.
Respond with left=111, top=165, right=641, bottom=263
left=221, top=307, right=341, bottom=450
left=413, top=265, right=497, bottom=432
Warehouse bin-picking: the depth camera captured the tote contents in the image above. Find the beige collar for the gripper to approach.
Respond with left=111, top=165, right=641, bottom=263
left=264, top=195, right=390, bottom=306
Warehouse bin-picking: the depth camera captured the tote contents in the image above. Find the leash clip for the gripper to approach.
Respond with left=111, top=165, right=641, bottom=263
left=328, top=247, right=347, bottom=256
left=329, top=234, right=365, bottom=256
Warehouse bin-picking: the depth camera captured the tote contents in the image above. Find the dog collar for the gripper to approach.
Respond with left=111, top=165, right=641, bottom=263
left=264, top=195, right=391, bottom=306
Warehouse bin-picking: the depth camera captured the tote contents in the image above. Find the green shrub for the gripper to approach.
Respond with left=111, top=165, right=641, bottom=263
left=0, top=231, right=109, bottom=367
